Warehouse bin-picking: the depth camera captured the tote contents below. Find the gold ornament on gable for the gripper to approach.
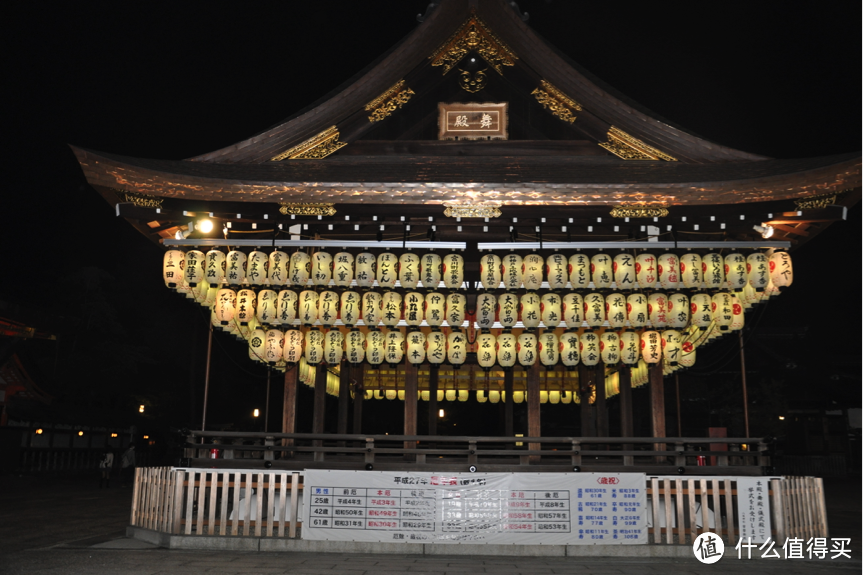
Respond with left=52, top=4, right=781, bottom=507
left=599, top=127, right=677, bottom=161
left=365, top=80, right=415, bottom=123
left=531, top=80, right=582, bottom=124
left=429, top=13, right=517, bottom=75
left=271, top=126, right=347, bottom=161
left=278, top=203, right=337, bottom=217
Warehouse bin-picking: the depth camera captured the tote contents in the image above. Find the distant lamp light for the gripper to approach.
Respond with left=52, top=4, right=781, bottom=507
left=78, top=431, right=84, bottom=436
left=753, top=224, right=774, bottom=238
left=143, top=435, right=149, bottom=439
left=138, top=405, right=145, bottom=413
left=174, top=226, right=192, bottom=240
left=253, top=409, right=260, bottom=418
left=111, top=433, right=118, bottom=438
left=35, top=428, right=43, bottom=435
left=778, top=416, right=785, bottom=421
left=197, top=218, right=214, bottom=234
left=438, top=409, right=445, bottom=418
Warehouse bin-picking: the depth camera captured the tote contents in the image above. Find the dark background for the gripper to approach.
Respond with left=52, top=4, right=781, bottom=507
left=2, top=2, right=859, bottom=446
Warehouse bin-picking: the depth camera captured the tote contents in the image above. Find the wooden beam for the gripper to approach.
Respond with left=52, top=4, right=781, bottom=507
left=281, top=366, right=298, bottom=450
left=619, top=366, right=633, bottom=437
left=649, top=363, right=666, bottom=460
left=404, top=362, right=418, bottom=460
left=527, top=363, right=541, bottom=463
left=312, top=365, right=327, bottom=461
left=428, top=365, right=439, bottom=436
left=337, top=363, right=351, bottom=448
left=578, top=364, right=594, bottom=437
left=352, top=366, right=363, bottom=435
left=504, top=369, right=514, bottom=438
left=595, top=367, right=608, bottom=437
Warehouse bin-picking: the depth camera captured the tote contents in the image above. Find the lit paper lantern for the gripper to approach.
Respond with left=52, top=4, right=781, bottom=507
left=690, top=293, right=713, bottom=329
left=769, top=251, right=793, bottom=289
left=584, top=292, right=605, bottom=329
left=613, top=253, right=636, bottom=290
left=190, top=281, right=208, bottom=304
left=204, top=285, right=219, bottom=308
left=236, top=289, right=256, bottom=325
left=539, top=332, right=559, bottom=366
left=425, top=331, right=446, bottom=365
left=540, top=293, right=562, bottom=328
left=667, top=293, right=690, bottom=329
left=635, top=253, right=658, bottom=289
left=549, top=390, right=561, bottom=404
left=445, top=389, right=456, bottom=402
left=424, top=292, right=445, bottom=327
left=641, top=331, right=662, bottom=364
left=626, top=293, right=648, bottom=329
left=267, top=251, right=288, bottom=287
left=406, top=331, right=426, bottom=364
left=605, top=293, right=627, bottom=329
left=725, top=253, right=747, bottom=291
left=265, top=329, right=284, bottom=364
left=619, top=331, right=640, bottom=364
left=205, top=249, right=227, bottom=288
left=658, top=253, right=680, bottom=290
left=299, top=290, right=318, bottom=325
left=741, top=282, right=758, bottom=308
left=730, top=293, right=745, bottom=331
left=502, top=254, right=523, bottom=290
left=580, top=331, right=600, bottom=366
left=318, top=290, right=339, bottom=326
left=680, top=253, right=702, bottom=290
left=248, top=327, right=267, bottom=363
left=277, top=290, right=298, bottom=325
left=339, top=291, right=360, bottom=327
left=247, top=250, right=268, bottom=286
left=702, top=253, right=725, bottom=290
left=355, top=252, right=376, bottom=288
left=522, top=254, right=544, bottom=290
left=163, top=249, right=185, bottom=288
left=345, top=329, right=365, bottom=364
left=517, top=332, right=538, bottom=366
left=711, top=292, right=733, bottom=331
left=563, top=293, right=584, bottom=328
left=256, top=289, right=278, bottom=325
left=747, top=252, right=769, bottom=291
left=184, top=250, right=206, bottom=287
left=447, top=331, right=466, bottom=365
left=458, top=390, right=469, bottom=402
left=560, top=332, right=580, bottom=368
left=498, top=293, right=518, bottom=328
left=384, top=330, right=404, bottom=365
left=305, top=328, right=324, bottom=365
left=311, top=251, right=332, bottom=287
left=648, top=293, right=668, bottom=329
left=381, top=291, right=402, bottom=328
left=546, top=254, right=568, bottom=290
left=289, top=252, right=310, bottom=287
left=376, top=252, right=397, bottom=289
left=520, top=292, right=541, bottom=329
left=477, top=333, right=497, bottom=369
left=403, top=292, right=424, bottom=327
left=446, top=293, right=466, bottom=326
left=479, top=253, right=502, bottom=290
left=591, top=253, right=613, bottom=289
left=399, top=253, right=420, bottom=290
left=226, top=250, right=247, bottom=286
left=332, top=252, right=354, bottom=287
left=763, top=277, right=780, bottom=300
left=442, top=253, right=464, bottom=289
left=283, top=329, right=303, bottom=364
left=361, top=291, right=381, bottom=326
left=601, top=331, right=620, bottom=365
left=569, top=253, right=590, bottom=289
left=476, top=293, right=497, bottom=330
left=662, top=330, right=682, bottom=366
left=477, top=390, right=488, bottom=403
left=496, top=332, right=517, bottom=368
left=421, top=253, right=441, bottom=288
left=680, top=339, right=696, bottom=368
left=214, top=289, right=237, bottom=325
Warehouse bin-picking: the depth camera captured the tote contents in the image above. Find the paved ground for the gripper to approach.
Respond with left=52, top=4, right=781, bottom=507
left=0, top=473, right=859, bottom=575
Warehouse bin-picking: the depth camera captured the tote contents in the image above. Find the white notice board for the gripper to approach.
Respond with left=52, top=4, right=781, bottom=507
left=302, top=470, right=647, bottom=545
left=736, top=477, right=772, bottom=543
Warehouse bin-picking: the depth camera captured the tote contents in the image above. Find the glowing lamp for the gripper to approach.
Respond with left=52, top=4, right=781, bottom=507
left=539, top=332, right=559, bottom=366
left=354, top=252, right=376, bottom=288
left=421, top=253, right=441, bottom=288
left=667, top=293, right=690, bottom=329
left=563, top=293, right=584, bottom=328
left=376, top=252, right=398, bottom=289
left=711, top=292, right=734, bottom=331
left=769, top=251, right=793, bottom=289
left=162, top=249, right=186, bottom=288
left=522, top=254, right=544, bottom=290
left=476, top=293, right=497, bottom=330
left=442, top=253, right=465, bottom=289
left=246, top=250, right=268, bottom=286
left=398, top=252, right=420, bottom=289
left=680, top=339, right=696, bottom=368
left=384, top=330, right=404, bottom=365
left=299, top=290, right=318, bottom=325
left=605, top=292, right=627, bottom=329
left=406, top=331, right=426, bottom=364
left=690, top=293, right=712, bottom=329
left=498, top=292, right=518, bottom=328
left=333, top=252, right=354, bottom=287
left=345, top=329, right=365, bottom=364
left=568, top=253, right=590, bottom=289
left=641, top=331, right=662, bottom=364
left=446, top=293, right=466, bottom=327
left=580, top=331, right=600, bottom=366
left=502, top=253, right=523, bottom=290
left=183, top=250, right=206, bottom=287
left=424, top=292, right=445, bottom=327
left=626, top=293, right=647, bottom=329
left=613, top=253, right=636, bottom=290
left=310, top=251, right=332, bottom=286
left=725, top=253, right=747, bottom=291
left=447, top=331, right=466, bottom=365
left=214, top=289, right=237, bottom=325
left=546, top=253, right=568, bottom=290
left=702, top=253, right=725, bottom=290
left=267, top=250, right=288, bottom=287
left=560, top=332, right=580, bottom=368
left=304, top=328, right=324, bottom=365
left=540, top=292, right=562, bottom=328
left=361, top=291, right=382, bottom=327
left=648, top=292, right=668, bottom=329
left=601, top=331, right=620, bottom=365
left=496, top=332, right=517, bottom=368
left=265, top=329, right=284, bottom=364
left=635, top=253, right=657, bottom=289
left=679, top=253, right=701, bottom=290
left=730, top=293, right=745, bottom=331
left=480, top=253, right=502, bottom=290
left=658, top=253, right=680, bottom=290
left=205, top=249, right=227, bottom=288
left=282, top=329, right=303, bottom=364
left=339, top=291, right=360, bottom=327
left=236, top=289, right=256, bottom=326
left=590, top=253, right=613, bottom=289
left=517, top=332, right=538, bottom=366
left=520, top=292, right=541, bottom=329
left=248, top=327, right=267, bottom=363
left=662, top=329, right=682, bottom=366
left=619, top=330, right=640, bottom=365
left=425, top=331, right=446, bottom=365
left=381, top=291, right=402, bottom=328
left=256, top=289, right=278, bottom=325
left=403, top=292, right=424, bottom=327
left=226, top=250, right=247, bottom=286
left=289, top=251, right=310, bottom=287
left=584, top=292, right=605, bottom=329
left=747, top=252, right=769, bottom=291
left=477, top=332, right=497, bottom=369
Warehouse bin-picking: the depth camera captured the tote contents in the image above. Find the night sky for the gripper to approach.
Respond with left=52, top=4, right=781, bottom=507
left=3, top=2, right=860, bottom=439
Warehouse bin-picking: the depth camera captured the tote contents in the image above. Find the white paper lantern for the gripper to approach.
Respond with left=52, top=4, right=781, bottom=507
left=763, top=277, right=780, bottom=300
left=479, top=253, right=502, bottom=290
left=539, top=332, right=559, bottom=366
left=421, top=253, right=441, bottom=288
left=741, top=282, right=758, bottom=308
left=477, top=333, right=497, bottom=369
left=289, top=252, right=310, bottom=287
left=398, top=253, right=420, bottom=289
left=190, top=281, right=208, bottom=304
left=635, top=253, right=658, bottom=289
left=658, top=253, right=680, bottom=290
left=619, top=330, right=640, bottom=365
left=580, top=331, right=600, bottom=366
left=283, top=329, right=303, bottom=364
left=522, top=254, right=544, bottom=290
left=311, top=251, right=332, bottom=287
left=447, top=331, right=466, bottom=365
left=248, top=327, right=267, bottom=363
left=339, top=291, right=360, bottom=327
left=517, top=332, right=538, bottom=366
left=648, top=293, right=668, bottom=329
left=560, top=332, right=580, bottom=368
left=403, top=292, right=424, bottom=327
left=498, top=293, right=518, bottom=328
left=267, top=251, right=288, bottom=287
left=730, top=293, right=745, bottom=331
left=520, top=292, right=541, bottom=329
left=601, top=331, right=620, bottom=365
left=226, top=250, right=247, bottom=286
left=204, top=249, right=227, bottom=288
left=381, top=291, right=402, bottom=328
left=318, top=290, right=339, bottom=326
left=376, top=253, right=397, bottom=289
left=361, top=291, right=382, bottom=326
left=711, top=292, right=733, bottom=331
left=584, top=292, right=605, bottom=329
left=276, top=290, right=298, bottom=326
left=162, top=249, right=185, bottom=288
left=702, top=253, right=725, bottom=290
left=446, top=293, right=466, bottom=327
left=214, top=289, right=237, bottom=325
left=406, top=331, right=426, bottom=364
left=680, top=339, right=696, bottom=368
left=299, top=290, right=318, bottom=325
left=546, top=254, right=568, bottom=290
left=425, top=331, right=446, bottom=365
left=476, top=293, right=497, bottom=330
left=183, top=250, right=206, bottom=287
left=605, top=293, right=627, bottom=329
left=591, top=253, right=613, bottom=289
left=613, top=253, right=636, bottom=290
left=332, top=252, right=354, bottom=287
left=384, top=330, right=404, bottom=365
left=345, top=329, right=365, bottom=364
left=236, top=289, right=256, bottom=325
left=563, top=293, right=584, bottom=328
left=496, top=332, right=517, bottom=368
left=725, top=253, right=747, bottom=291
left=265, top=329, right=284, bottom=364
left=256, top=289, right=278, bottom=325
left=626, top=293, right=648, bottom=329
left=502, top=253, right=523, bottom=290
left=747, top=252, right=769, bottom=291
left=667, top=293, right=690, bottom=329
left=305, top=328, right=324, bottom=365
left=769, top=251, right=793, bottom=289
left=424, top=292, right=445, bottom=327
left=641, top=331, right=662, bottom=364
left=662, top=330, right=682, bottom=366
left=569, top=254, right=590, bottom=289
left=540, top=293, right=562, bottom=328
left=355, top=252, right=376, bottom=288
left=442, top=253, right=464, bottom=289
left=679, top=253, right=701, bottom=290
left=690, top=293, right=713, bottom=329
left=478, top=390, right=488, bottom=403
left=246, top=250, right=268, bottom=287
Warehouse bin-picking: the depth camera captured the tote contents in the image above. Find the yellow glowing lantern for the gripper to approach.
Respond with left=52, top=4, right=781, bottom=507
left=580, top=331, right=600, bottom=366
left=345, top=329, right=365, bottom=364
left=690, top=293, right=712, bottom=329
left=318, top=290, right=339, bottom=326
left=425, top=331, right=446, bottom=365
left=658, top=253, right=680, bottom=290
left=424, top=292, right=445, bottom=327
left=236, top=289, right=256, bottom=325
left=560, top=332, right=580, bottom=368
left=376, top=252, right=397, bottom=289
left=246, top=250, right=268, bottom=287
left=265, top=329, right=284, bottom=364
left=276, top=289, right=298, bottom=326
left=398, top=252, right=420, bottom=289
left=563, top=293, right=584, bottom=328
left=520, top=292, right=541, bottom=329
left=225, top=250, right=246, bottom=286
left=769, top=251, right=793, bottom=290
left=701, top=252, right=724, bottom=290
left=204, top=249, right=226, bottom=288
left=477, top=333, right=497, bottom=369
left=384, top=330, right=404, bottom=365
left=613, top=253, right=636, bottom=290
left=163, top=249, right=185, bottom=288
left=332, top=252, right=354, bottom=288
left=256, top=289, right=278, bottom=325
left=298, top=290, right=318, bottom=325
left=648, top=292, right=668, bottom=329
left=601, top=331, right=620, bottom=365
left=641, top=331, right=662, bottom=364
left=191, top=281, right=209, bottom=305
left=590, top=253, right=613, bottom=289
left=339, top=291, right=360, bottom=327
left=496, top=332, right=517, bottom=368
left=248, top=327, right=267, bottom=363
left=267, top=250, right=288, bottom=287
left=619, top=330, right=640, bottom=364
left=666, top=293, right=690, bottom=329
left=355, top=252, right=376, bottom=288
left=561, top=391, right=572, bottom=404
left=214, top=289, right=237, bottom=325
left=476, top=293, right=497, bottom=330
left=406, top=331, right=426, bottom=364
left=626, top=293, right=647, bottom=329
left=517, top=332, right=538, bottom=366
left=679, top=253, right=701, bottom=290
left=724, top=253, right=747, bottom=291
left=311, top=251, right=332, bottom=287
left=680, top=339, right=696, bottom=368
left=747, top=252, right=769, bottom=291
left=204, top=285, right=219, bottom=308
left=711, top=292, right=733, bottom=331
left=762, top=277, right=780, bottom=300
left=539, top=332, right=559, bottom=367
left=584, top=292, right=605, bottom=329
left=442, top=253, right=464, bottom=289
left=635, top=253, right=658, bottom=289
left=480, top=253, right=502, bottom=290
left=381, top=291, right=402, bottom=328
left=502, top=253, right=523, bottom=290
left=546, top=254, right=568, bottom=290
left=605, top=293, right=627, bottom=329
left=305, top=328, right=324, bottom=365
left=446, top=293, right=466, bottom=327
left=540, top=391, right=549, bottom=404
left=662, top=329, right=682, bottom=366
left=183, top=250, right=206, bottom=287
left=498, top=292, right=519, bottom=328
left=741, top=282, right=758, bottom=308
left=477, top=390, right=488, bottom=403
left=539, top=293, right=561, bottom=328
left=361, top=290, right=382, bottom=326
left=730, top=293, right=745, bottom=331
left=445, top=388, right=456, bottom=402
left=421, top=253, right=441, bottom=288
left=569, top=253, right=590, bottom=289
left=289, top=251, right=310, bottom=287
left=447, top=331, right=466, bottom=365
left=403, top=291, right=424, bottom=327
left=522, top=254, right=544, bottom=290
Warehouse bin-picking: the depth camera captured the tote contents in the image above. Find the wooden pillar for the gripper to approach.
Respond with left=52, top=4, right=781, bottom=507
left=674, top=373, right=682, bottom=437
left=504, top=369, right=514, bottom=438
left=404, top=362, right=418, bottom=460
left=312, top=364, right=328, bottom=461
left=428, top=365, right=439, bottom=436
left=649, top=362, right=666, bottom=460
left=352, top=366, right=363, bottom=435
left=578, top=364, right=594, bottom=437
left=595, top=368, right=608, bottom=437
left=526, top=363, right=541, bottom=463
left=739, top=331, right=751, bottom=438
left=618, top=366, right=633, bottom=437
left=281, top=366, right=298, bottom=450
left=337, top=363, right=351, bottom=446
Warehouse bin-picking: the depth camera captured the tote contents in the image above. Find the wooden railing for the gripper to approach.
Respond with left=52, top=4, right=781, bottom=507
left=182, top=431, right=770, bottom=476
left=18, top=447, right=149, bottom=473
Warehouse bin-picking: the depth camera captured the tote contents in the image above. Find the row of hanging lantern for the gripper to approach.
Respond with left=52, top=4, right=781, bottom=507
left=164, top=249, right=792, bottom=292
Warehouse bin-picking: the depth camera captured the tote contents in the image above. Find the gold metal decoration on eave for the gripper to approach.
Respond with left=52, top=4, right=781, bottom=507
left=270, top=126, right=347, bottom=161
left=531, top=80, right=582, bottom=124
left=599, top=126, right=678, bottom=161
left=429, top=13, right=517, bottom=75
left=609, top=204, right=670, bottom=218
left=117, top=189, right=163, bottom=209
left=443, top=202, right=502, bottom=218
left=793, top=191, right=843, bottom=210
left=278, top=202, right=337, bottom=216
left=365, top=80, right=415, bottom=123
left=458, top=68, right=488, bottom=93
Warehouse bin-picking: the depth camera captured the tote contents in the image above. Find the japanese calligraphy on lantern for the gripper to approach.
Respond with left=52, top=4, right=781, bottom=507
left=438, top=102, right=508, bottom=140
left=736, top=478, right=772, bottom=543
left=302, top=470, right=647, bottom=545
